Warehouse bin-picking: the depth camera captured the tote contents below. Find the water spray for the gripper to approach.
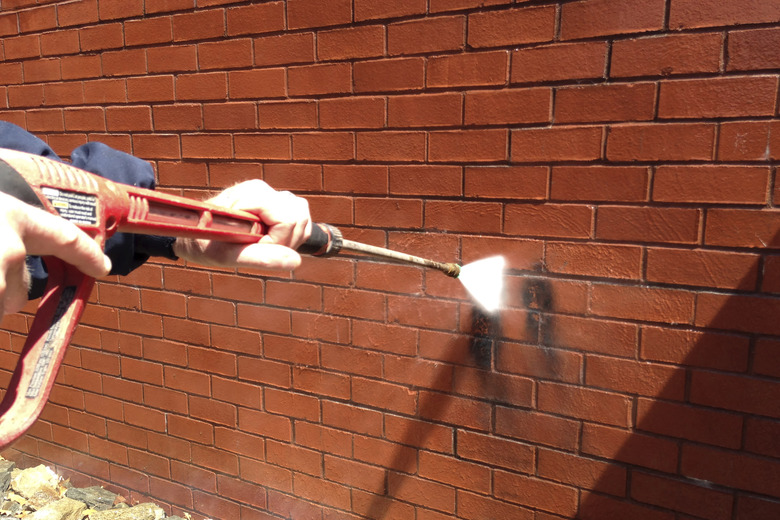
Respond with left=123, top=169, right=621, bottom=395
left=306, top=225, right=506, bottom=313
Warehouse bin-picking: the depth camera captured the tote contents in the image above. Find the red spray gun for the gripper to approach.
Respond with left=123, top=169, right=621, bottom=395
left=0, top=148, right=462, bottom=449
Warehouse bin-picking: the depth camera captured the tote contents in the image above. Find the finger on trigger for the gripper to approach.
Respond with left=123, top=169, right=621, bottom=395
left=21, top=206, right=111, bottom=278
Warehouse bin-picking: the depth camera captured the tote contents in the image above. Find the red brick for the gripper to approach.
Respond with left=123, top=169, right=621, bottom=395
left=102, top=48, right=146, bottom=77
left=588, top=355, right=685, bottom=399
left=561, top=0, right=665, bottom=39
left=354, top=0, right=427, bottom=22
left=636, top=398, right=743, bottom=449
left=495, top=471, right=577, bottom=517
left=321, top=97, right=386, bottom=129
left=356, top=131, right=425, bottom=162
left=106, top=106, right=152, bottom=132
left=388, top=92, right=461, bottom=128
left=288, top=62, right=351, bottom=96
left=583, top=423, right=679, bottom=473
left=597, top=206, right=701, bottom=244
left=419, top=451, right=491, bottom=493
left=64, top=108, right=105, bottom=132
left=763, top=255, right=780, bottom=294
left=654, top=165, right=769, bottom=205
left=323, top=164, right=388, bottom=195
left=84, top=78, right=127, bottom=104
left=745, top=416, right=780, bottom=458
left=419, top=392, right=490, bottom=434
left=659, top=76, right=778, bottom=119
left=98, top=0, right=144, bottom=21
left=729, top=27, right=780, bottom=71
left=353, top=197, right=422, bottom=229
left=147, top=45, right=198, bottom=73
left=465, top=87, right=551, bottom=126
left=181, top=134, right=232, bottom=159
left=694, top=369, right=780, bottom=419
left=323, top=401, right=382, bottom=436
left=151, top=104, right=200, bottom=132
left=228, top=68, right=285, bottom=100
left=632, top=471, right=733, bottom=520
left=547, top=242, right=642, bottom=280
left=547, top=314, right=637, bottom=357
left=198, top=39, right=253, bottom=71
left=4, top=35, right=40, bottom=60
left=551, top=166, right=647, bottom=202
left=264, top=334, right=320, bottom=366
left=468, top=6, right=555, bottom=48
left=226, top=2, right=285, bottom=36
left=23, top=58, right=60, bottom=83
left=429, top=129, right=507, bottom=163
left=705, top=209, right=780, bottom=248
left=579, top=492, right=675, bottom=520
left=505, top=203, right=592, bottom=239
left=590, top=284, right=696, bottom=324
left=388, top=294, right=460, bottom=330
left=354, top=57, right=425, bottom=93
left=287, top=0, right=351, bottom=29
left=696, top=292, right=780, bottom=336
left=457, top=429, right=534, bottom=473
left=465, top=166, right=546, bottom=200
left=292, top=132, right=353, bottom=161
left=682, top=443, right=780, bottom=497
left=640, top=326, right=750, bottom=372
left=387, top=165, right=461, bottom=197
left=736, top=495, right=780, bottom=520
left=387, top=473, right=455, bottom=513
left=611, top=32, right=723, bottom=77
left=0, top=12, right=18, bottom=37
left=124, top=17, right=172, bottom=46
left=172, top=10, right=224, bottom=42
left=319, top=25, right=385, bottom=60
left=540, top=381, right=631, bottom=427
left=176, top=72, right=227, bottom=101
left=607, top=123, right=716, bottom=161
left=127, top=76, right=175, bottom=103
left=717, top=121, right=773, bottom=161
left=253, top=33, right=314, bottom=67
left=79, top=22, right=123, bottom=51
left=324, top=455, right=385, bottom=494
left=557, top=83, right=656, bottom=123
left=255, top=101, right=315, bottom=129
left=388, top=15, right=464, bottom=56
left=457, top=491, right=534, bottom=520
left=538, top=449, right=626, bottom=496
left=512, top=126, right=603, bottom=162
left=646, top=247, right=759, bottom=290
left=512, top=41, right=607, bottom=83
left=670, top=0, right=780, bottom=29
left=495, top=406, right=580, bottom=450
left=428, top=51, right=508, bottom=88
left=19, top=6, right=56, bottom=33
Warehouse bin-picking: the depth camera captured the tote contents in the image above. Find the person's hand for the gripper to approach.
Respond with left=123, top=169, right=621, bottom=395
left=172, top=180, right=312, bottom=270
left=0, top=192, right=112, bottom=316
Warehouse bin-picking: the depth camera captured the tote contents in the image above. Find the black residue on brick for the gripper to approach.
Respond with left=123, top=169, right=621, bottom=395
left=470, top=307, right=500, bottom=369
left=525, top=276, right=554, bottom=346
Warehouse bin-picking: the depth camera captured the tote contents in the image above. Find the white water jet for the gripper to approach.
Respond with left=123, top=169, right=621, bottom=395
left=457, top=255, right=506, bottom=313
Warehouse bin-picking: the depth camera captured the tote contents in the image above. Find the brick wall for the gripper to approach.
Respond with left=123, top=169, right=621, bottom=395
left=1, top=0, right=779, bottom=519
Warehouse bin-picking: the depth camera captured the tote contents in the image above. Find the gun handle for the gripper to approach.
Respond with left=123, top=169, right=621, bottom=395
left=0, top=258, right=94, bottom=449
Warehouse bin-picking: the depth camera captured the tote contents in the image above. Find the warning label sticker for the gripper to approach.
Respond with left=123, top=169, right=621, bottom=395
left=41, top=187, right=98, bottom=226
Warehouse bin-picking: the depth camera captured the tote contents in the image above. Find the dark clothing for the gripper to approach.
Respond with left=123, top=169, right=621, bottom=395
left=0, top=121, right=176, bottom=299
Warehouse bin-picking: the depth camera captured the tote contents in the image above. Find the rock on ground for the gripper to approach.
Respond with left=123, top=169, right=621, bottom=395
left=0, top=457, right=194, bottom=520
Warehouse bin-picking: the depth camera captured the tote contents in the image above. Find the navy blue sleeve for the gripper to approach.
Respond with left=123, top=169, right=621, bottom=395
left=0, top=121, right=177, bottom=299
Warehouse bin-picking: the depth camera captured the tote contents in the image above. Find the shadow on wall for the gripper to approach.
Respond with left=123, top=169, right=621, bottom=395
left=577, top=229, right=780, bottom=520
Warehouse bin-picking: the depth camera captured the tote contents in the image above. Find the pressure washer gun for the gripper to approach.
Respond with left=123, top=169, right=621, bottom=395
left=0, top=148, right=461, bottom=449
